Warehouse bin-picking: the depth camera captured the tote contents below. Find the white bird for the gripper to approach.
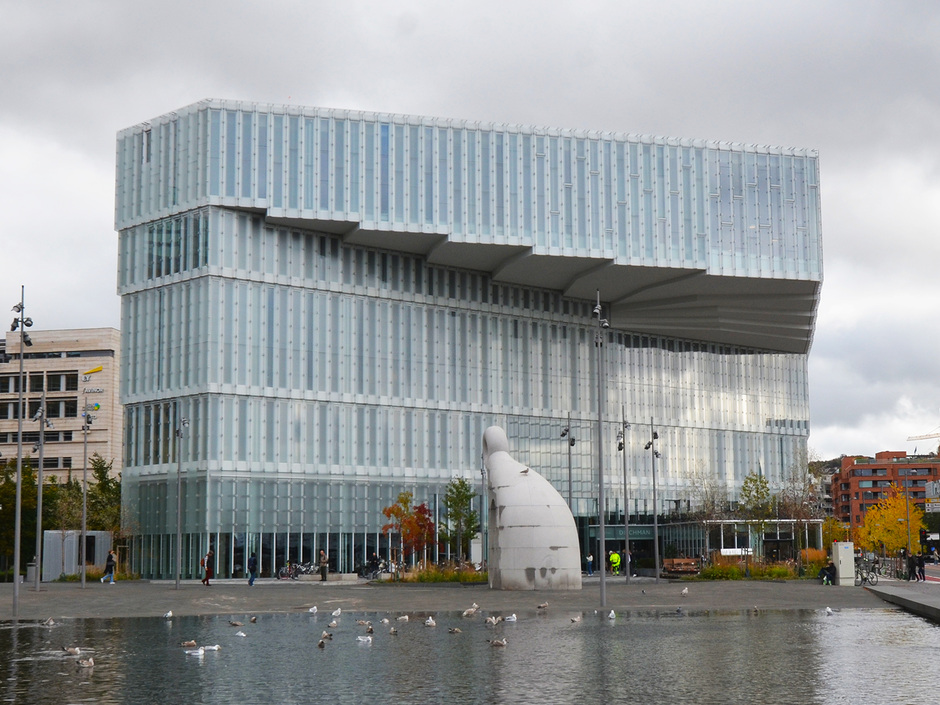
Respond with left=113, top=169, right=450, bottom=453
left=389, top=627, right=398, bottom=635
left=331, top=608, right=342, bottom=617
left=489, top=638, right=507, bottom=647
left=396, top=615, right=409, bottom=622
left=484, top=616, right=499, bottom=625
left=504, top=614, right=517, bottom=622
left=462, top=607, right=478, bottom=617
left=328, top=620, right=338, bottom=628
left=62, top=646, right=81, bottom=656
left=308, top=606, right=318, bottom=613
left=570, top=615, right=582, bottom=623
left=184, top=647, right=205, bottom=657
left=235, top=631, right=247, bottom=637
left=76, top=657, right=95, bottom=668
left=356, top=635, right=373, bottom=644
left=163, top=610, right=173, bottom=619
left=681, top=587, right=689, bottom=597
left=825, top=607, right=833, bottom=616
left=608, top=610, right=616, bottom=619
left=425, top=616, right=437, bottom=627
left=203, top=644, right=221, bottom=651
left=381, top=618, right=390, bottom=624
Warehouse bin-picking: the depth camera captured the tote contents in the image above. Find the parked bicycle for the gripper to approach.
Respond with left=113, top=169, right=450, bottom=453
left=854, top=560, right=878, bottom=586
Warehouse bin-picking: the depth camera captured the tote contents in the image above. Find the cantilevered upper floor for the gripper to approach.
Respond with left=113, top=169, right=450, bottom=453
left=116, top=100, right=821, bottom=353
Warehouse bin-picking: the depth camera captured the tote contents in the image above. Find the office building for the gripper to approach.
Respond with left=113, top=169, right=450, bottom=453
left=116, top=100, right=822, bottom=578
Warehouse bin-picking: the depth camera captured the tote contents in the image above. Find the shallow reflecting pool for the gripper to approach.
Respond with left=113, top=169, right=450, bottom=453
left=2, top=606, right=937, bottom=704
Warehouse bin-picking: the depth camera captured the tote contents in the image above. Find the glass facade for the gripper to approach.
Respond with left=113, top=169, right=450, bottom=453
left=116, top=100, right=821, bottom=579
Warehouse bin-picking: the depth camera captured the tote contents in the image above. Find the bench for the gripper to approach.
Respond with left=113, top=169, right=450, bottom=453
left=661, top=558, right=699, bottom=575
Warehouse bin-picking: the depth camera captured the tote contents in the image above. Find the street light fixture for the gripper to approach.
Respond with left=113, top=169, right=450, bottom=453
left=79, top=365, right=101, bottom=589
left=560, top=413, right=575, bottom=508
left=594, top=291, right=609, bottom=608
left=175, top=412, right=190, bottom=590
left=644, top=420, right=661, bottom=584
left=618, top=406, right=631, bottom=584
left=10, top=286, right=31, bottom=618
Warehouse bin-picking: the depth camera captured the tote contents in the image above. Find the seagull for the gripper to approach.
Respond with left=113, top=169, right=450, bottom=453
left=484, top=616, right=499, bottom=625
left=504, top=614, right=517, bottom=622
left=825, top=607, right=833, bottom=616
left=608, top=610, right=616, bottom=620
left=331, top=608, right=342, bottom=617
left=235, top=631, right=247, bottom=637
left=356, top=635, right=373, bottom=644
left=328, top=620, right=338, bottom=628
left=203, top=645, right=221, bottom=651
left=448, top=627, right=462, bottom=633
left=462, top=607, right=478, bottom=617
left=163, top=610, right=173, bottom=619
left=228, top=620, right=244, bottom=627
left=317, top=639, right=326, bottom=649
left=681, top=587, right=689, bottom=597
left=425, top=616, right=437, bottom=627
left=179, top=640, right=196, bottom=648
left=396, top=615, right=409, bottom=622
left=184, top=647, right=205, bottom=657
left=381, top=618, right=390, bottom=624
left=488, top=638, right=507, bottom=647
left=570, top=615, right=582, bottom=623
left=389, top=627, right=398, bottom=635
left=320, top=631, right=333, bottom=640
left=536, top=602, right=549, bottom=610
left=76, top=657, right=95, bottom=668
left=308, top=606, right=318, bottom=613
left=62, top=646, right=81, bottom=656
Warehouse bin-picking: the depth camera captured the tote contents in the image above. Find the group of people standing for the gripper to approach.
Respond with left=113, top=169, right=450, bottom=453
left=584, top=550, right=632, bottom=576
left=906, top=551, right=928, bottom=582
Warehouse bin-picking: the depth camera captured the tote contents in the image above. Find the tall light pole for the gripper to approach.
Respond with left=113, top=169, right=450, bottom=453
left=79, top=365, right=101, bottom=589
left=645, top=418, right=661, bottom=584
left=32, top=393, right=52, bottom=592
left=10, top=286, right=33, bottom=618
left=618, top=405, right=630, bottom=584
left=175, top=412, right=190, bottom=590
left=594, top=291, right=609, bottom=608
left=560, top=412, right=575, bottom=508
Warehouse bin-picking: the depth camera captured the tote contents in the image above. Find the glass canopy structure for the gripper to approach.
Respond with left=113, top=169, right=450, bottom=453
left=116, top=100, right=821, bottom=579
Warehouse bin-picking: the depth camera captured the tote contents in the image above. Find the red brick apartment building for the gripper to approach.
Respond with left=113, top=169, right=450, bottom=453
left=830, top=451, right=938, bottom=530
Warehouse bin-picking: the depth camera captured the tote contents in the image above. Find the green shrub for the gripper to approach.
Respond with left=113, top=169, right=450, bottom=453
left=699, top=563, right=743, bottom=580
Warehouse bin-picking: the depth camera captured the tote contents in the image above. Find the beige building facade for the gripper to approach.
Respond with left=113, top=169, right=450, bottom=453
left=0, top=328, right=122, bottom=482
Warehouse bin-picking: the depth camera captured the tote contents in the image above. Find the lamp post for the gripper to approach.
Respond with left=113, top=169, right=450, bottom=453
left=10, top=286, right=33, bottom=618
left=645, top=418, right=661, bottom=584
left=32, top=393, right=52, bottom=592
left=560, top=413, right=575, bottom=509
left=79, top=365, right=101, bottom=589
left=175, top=412, right=190, bottom=590
left=618, top=405, right=630, bottom=584
left=480, top=452, right=487, bottom=567
left=593, top=291, right=609, bottom=608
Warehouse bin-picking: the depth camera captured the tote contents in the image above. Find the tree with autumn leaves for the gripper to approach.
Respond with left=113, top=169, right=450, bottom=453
left=856, top=483, right=926, bottom=555
left=381, top=491, right=436, bottom=568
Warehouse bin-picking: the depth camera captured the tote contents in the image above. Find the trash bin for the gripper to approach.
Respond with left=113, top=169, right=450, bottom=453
left=26, top=563, right=36, bottom=584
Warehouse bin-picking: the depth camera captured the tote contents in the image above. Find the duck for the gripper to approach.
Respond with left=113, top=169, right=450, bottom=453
left=356, top=619, right=371, bottom=626
left=317, top=639, right=326, bottom=648
left=484, top=616, right=499, bottom=625
left=249, top=616, right=257, bottom=623
left=42, top=617, right=56, bottom=626
left=76, top=657, right=95, bottom=668
left=366, top=625, right=374, bottom=634
left=179, top=640, right=196, bottom=648
left=320, top=631, right=333, bottom=640
left=228, top=620, right=244, bottom=627
left=536, top=602, right=549, bottom=610
left=570, top=615, right=582, bottom=623
left=488, top=638, right=507, bottom=647
left=389, top=627, right=398, bottom=635
left=62, top=646, right=81, bottom=656
left=448, top=627, right=462, bottom=634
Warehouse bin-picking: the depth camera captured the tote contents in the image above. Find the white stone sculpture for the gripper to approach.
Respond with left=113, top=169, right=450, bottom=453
left=483, top=426, right=582, bottom=591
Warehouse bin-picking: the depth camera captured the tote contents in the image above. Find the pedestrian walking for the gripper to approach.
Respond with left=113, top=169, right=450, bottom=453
left=319, top=550, right=329, bottom=582
left=586, top=553, right=594, bottom=576
left=100, top=550, right=116, bottom=584
left=201, top=550, right=214, bottom=586
left=247, top=552, right=258, bottom=586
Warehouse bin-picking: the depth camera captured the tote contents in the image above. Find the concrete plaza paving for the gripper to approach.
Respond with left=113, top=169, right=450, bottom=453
left=1, top=574, right=916, bottom=622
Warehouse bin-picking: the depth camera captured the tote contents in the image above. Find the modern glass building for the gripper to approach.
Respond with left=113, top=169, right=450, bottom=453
left=115, top=99, right=821, bottom=579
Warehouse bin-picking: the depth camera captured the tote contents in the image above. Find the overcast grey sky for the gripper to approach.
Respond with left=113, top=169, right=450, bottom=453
left=2, top=0, right=939, bottom=460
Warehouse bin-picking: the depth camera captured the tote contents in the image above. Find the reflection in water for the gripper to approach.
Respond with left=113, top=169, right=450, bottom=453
left=1, top=607, right=937, bottom=704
